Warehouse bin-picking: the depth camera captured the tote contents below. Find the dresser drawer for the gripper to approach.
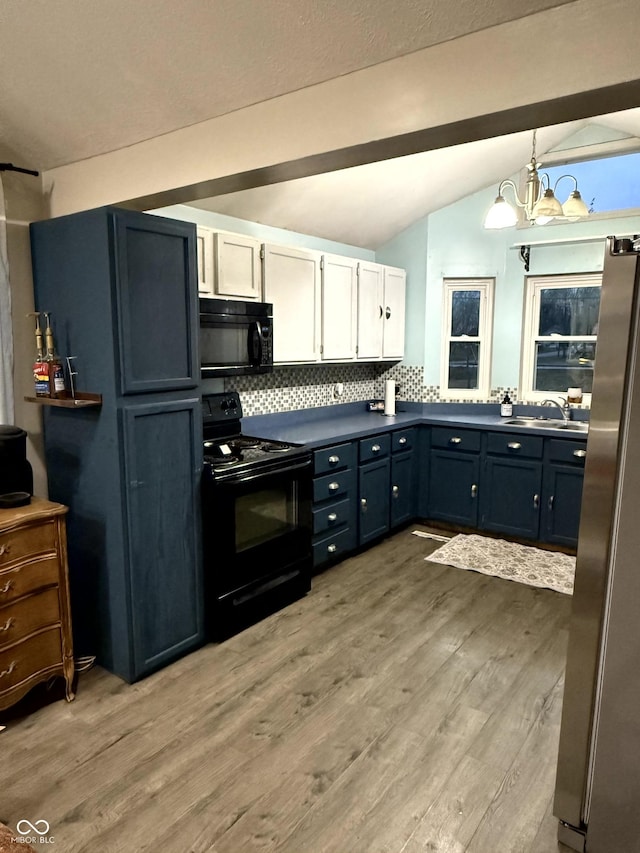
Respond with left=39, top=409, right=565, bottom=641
left=392, top=428, right=415, bottom=453
left=0, top=627, right=62, bottom=694
left=314, top=442, right=356, bottom=475
left=430, top=427, right=481, bottom=452
left=359, top=433, right=391, bottom=463
left=0, top=519, right=57, bottom=568
left=312, top=498, right=352, bottom=536
left=547, top=439, right=588, bottom=466
left=313, top=468, right=356, bottom=503
left=486, top=431, right=543, bottom=459
left=0, top=587, right=61, bottom=650
left=313, top=527, right=357, bottom=568
left=0, top=557, right=60, bottom=606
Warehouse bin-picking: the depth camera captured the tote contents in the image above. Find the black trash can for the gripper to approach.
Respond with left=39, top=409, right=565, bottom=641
left=0, top=426, right=34, bottom=497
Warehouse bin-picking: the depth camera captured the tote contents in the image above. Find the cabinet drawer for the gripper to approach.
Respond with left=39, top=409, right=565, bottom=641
left=313, top=468, right=356, bottom=503
left=313, top=498, right=352, bottom=536
left=430, top=427, right=481, bottom=452
left=313, top=527, right=357, bottom=567
left=0, top=627, right=62, bottom=693
left=547, top=439, right=588, bottom=466
left=486, top=432, right=543, bottom=459
left=0, top=587, right=61, bottom=650
left=0, top=557, right=60, bottom=606
left=0, top=520, right=56, bottom=568
left=392, top=428, right=415, bottom=453
left=314, top=442, right=356, bottom=475
left=359, top=433, right=391, bottom=463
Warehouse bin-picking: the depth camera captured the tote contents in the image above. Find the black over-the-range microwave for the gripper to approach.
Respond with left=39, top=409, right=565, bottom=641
left=199, top=298, right=274, bottom=377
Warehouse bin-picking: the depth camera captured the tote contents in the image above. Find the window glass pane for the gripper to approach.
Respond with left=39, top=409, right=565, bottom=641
left=543, top=152, right=640, bottom=214
left=450, top=291, right=480, bottom=337
left=448, top=342, right=479, bottom=389
left=533, top=341, right=596, bottom=393
left=538, top=287, right=600, bottom=336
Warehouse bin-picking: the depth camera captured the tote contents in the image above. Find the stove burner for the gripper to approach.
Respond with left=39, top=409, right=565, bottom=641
left=204, top=455, right=238, bottom=468
left=262, top=442, right=292, bottom=452
left=230, top=437, right=261, bottom=449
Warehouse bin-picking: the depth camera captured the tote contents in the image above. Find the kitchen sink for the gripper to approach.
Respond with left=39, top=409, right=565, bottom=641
left=505, top=417, right=589, bottom=432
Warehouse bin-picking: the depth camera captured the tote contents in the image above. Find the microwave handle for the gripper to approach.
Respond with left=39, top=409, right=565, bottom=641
left=249, top=320, right=264, bottom=366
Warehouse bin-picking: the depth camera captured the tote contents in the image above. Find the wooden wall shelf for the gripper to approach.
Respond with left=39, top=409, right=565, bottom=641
left=24, top=392, right=102, bottom=408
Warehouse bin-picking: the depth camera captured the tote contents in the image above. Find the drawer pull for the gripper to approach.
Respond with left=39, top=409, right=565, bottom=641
left=392, top=485, right=399, bottom=497
left=507, top=442, right=521, bottom=450
left=398, top=437, right=407, bottom=445
left=533, top=493, right=540, bottom=508
left=328, top=455, right=340, bottom=464
left=548, top=495, right=555, bottom=511
left=0, top=660, right=16, bottom=679
left=328, top=482, right=340, bottom=491
left=0, top=544, right=10, bottom=557
left=573, top=449, right=587, bottom=458
left=361, top=498, right=368, bottom=512
left=0, top=618, right=14, bottom=633
left=371, top=444, right=381, bottom=453
left=0, top=580, right=14, bottom=595
left=471, top=484, right=477, bottom=498
left=327, top=512, right=338, bottom=522
left=327, top=544, right=337, bottom=554
left=449, top=437, right=462, bottom=445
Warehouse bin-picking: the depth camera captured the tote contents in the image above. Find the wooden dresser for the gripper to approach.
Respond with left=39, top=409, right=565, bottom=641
left=0, top=498, right=74, bottom=711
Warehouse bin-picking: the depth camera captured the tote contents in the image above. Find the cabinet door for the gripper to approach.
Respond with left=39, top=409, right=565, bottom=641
left=359, top=458, right=391, bottom=545
left=263, top=243, right=321, bottom=363
left=542, top=464, right=584, bottom=547
left=196, top=226, right=214, bottom=297
left=480, top=457, right=542, bottom=540
left=382, top=266, right=406, bottom=359
left=391, top=450, right=416, bottom=528
left=321, top=253, right=357, bottom=360
left=356, top=261, right=384, bottom=360
left=113, top=211, right=199, bottom=394
left=428, top=451, right=480, bottom=527
left=121, top=398, right=204, bottom=680
left=214, top=231, right=262, bottom=300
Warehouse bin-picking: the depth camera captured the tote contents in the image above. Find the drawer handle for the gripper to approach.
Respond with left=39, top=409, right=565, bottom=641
left=0, top=580, right=14, bottom=595
left=533, top=493, right=540, bottom=508
left=328, top=482, right=340, bottom=491
left=507, top=442, right=521, bottom=450
left=392, top=485, right=399, bottom=497
left=573, top=449, right=587, bottom=458
left=398, top=437, right=407, bottom=445
left=0, top=544, right=11, bottom=557
left=327, top=512, right=338, bottom=522
left=548, top=495, right=555, bottom=511
left=371, top=444, right=381, bottom=453
left=449, top=437, right=462, bottom=445
left=0, top=618, right=14, bottom=633
left=327, top=544, right=337, bottom=554
left=328, top=455, right=340, bottom=464
left=0, top=660, right=16, bottom=679
left=361, top=498, right=368, bottom=512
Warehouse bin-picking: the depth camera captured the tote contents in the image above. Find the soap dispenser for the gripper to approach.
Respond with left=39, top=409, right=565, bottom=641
left=500, top=393, right=513, bottom=417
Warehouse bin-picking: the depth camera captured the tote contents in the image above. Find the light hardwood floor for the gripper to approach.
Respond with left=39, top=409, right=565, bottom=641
left=1, top=525, right=574, bottom=853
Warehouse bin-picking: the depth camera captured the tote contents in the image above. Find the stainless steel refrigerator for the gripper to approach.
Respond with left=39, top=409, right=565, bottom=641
left=554, top=235, right=640, bottom=852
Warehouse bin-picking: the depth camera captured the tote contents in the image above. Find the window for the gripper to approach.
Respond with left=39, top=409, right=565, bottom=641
left=521, top=273, right=601, bottom=402
left=440, top=279, right=494, bottom=399
left=543, top=150, right=640, bottom=216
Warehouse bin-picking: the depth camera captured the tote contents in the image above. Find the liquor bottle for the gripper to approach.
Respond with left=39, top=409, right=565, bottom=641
left=43, top=311, right=66, bottom=398
left=29, top=311, right=50, bottom=397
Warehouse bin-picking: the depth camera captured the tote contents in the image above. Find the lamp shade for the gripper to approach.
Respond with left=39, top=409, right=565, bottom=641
left=562, top=190, right=589, bottom=220
left=484, top=195, right=518, bottom=229
left=532, top=188, right=563, bottom=223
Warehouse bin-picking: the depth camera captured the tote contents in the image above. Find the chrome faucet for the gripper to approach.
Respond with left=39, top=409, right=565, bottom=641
left=541, top=396, right=571, bottom=423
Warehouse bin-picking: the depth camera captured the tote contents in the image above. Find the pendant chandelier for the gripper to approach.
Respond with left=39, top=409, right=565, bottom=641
left=484, top=130, right=590, bottom=229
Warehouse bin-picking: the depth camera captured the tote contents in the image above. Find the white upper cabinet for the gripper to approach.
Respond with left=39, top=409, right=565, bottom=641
left=196, top=227, right=262, bottom=300
left=356, top=261, right=406, bottom=361
left=263, top=243, right=321, bottom=363
left=320, top=253, right=358, bottom=361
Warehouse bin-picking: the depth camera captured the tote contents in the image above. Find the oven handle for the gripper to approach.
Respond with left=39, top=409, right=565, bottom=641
left=218, top=456, right=311, bottom=484
left=249, top=320, right=264, bottom=366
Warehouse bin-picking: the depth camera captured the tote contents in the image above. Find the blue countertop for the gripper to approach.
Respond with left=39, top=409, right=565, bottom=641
left=242, top=402, right=589, bottom=449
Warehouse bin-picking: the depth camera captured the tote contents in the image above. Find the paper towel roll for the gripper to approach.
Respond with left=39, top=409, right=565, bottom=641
left=384, top=379, right=396, bottom=416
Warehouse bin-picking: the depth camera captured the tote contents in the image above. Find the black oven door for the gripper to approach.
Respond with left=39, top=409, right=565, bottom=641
left=202, top=456, right=312, bottom=614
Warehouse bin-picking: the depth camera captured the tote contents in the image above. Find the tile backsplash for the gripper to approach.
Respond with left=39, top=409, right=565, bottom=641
left=223, top=364, right=548, bottom=417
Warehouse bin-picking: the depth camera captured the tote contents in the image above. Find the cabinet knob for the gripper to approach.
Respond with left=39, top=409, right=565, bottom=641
left=385, top=306, right=391, bottom=319
left=0, top=543, right=11, bottom=556
left=507, top=442, right=521, bottom=450
left=328, top=482, right=340, bottom=491
left=449, top=437, right=462, bottom=445
left=327, top=512, right=338, bottom=522
left=371, top=444, right=381, bottom=452
left=328, top=455, right=340, bottom=464
left=0, top=580, right=13, bottom=595
left=548, top=495, right=555, bottom=511
left=398, top=437, right=407, bottom=445
left=0, top=660, right=16, bottom=679
left=573, top=449, right=587, bottom=459
left=361, top=498, right=368, bottom=511
left=471, top=484, right=477, bottom=498
left=392, top=485, right=399, bottom=497
left=533, top=493, right=540, bottom=508
left=327, top=544, right=337, bottom=554
left=0, top=618, right=14, bottom=633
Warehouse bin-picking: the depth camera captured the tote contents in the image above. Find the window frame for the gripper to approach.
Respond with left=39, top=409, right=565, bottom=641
left=440, top=277, right=494, bottom=400
left=520, top=272, right=602, bottom=404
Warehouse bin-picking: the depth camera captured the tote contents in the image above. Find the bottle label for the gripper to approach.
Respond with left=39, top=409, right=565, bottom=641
left=501, top=403, right=513, bottom=417
left=34, top=362, right=50, bottom=396
left=52, top=363, right=65, bottom=393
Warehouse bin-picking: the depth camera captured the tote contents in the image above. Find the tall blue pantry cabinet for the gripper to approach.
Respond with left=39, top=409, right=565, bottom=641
left=29, top=207, right=204, bottom=683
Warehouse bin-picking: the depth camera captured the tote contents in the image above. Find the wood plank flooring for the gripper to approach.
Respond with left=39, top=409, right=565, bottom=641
left=0, top=526, right=575, bottom=853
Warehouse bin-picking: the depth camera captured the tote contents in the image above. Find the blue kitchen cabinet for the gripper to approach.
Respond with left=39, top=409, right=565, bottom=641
left=30, top=206, right=204, bottom=683
left=428, top=428, right=481, bottom=527
left=480, top=432, right=543, bottom=540
left=390, top=428, right=417, bottom=528
left=541, top=439, right=587, bottom=548
left=312, top=441, right=358, bottom=569
left=359, top=453, right=391, bottom=544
